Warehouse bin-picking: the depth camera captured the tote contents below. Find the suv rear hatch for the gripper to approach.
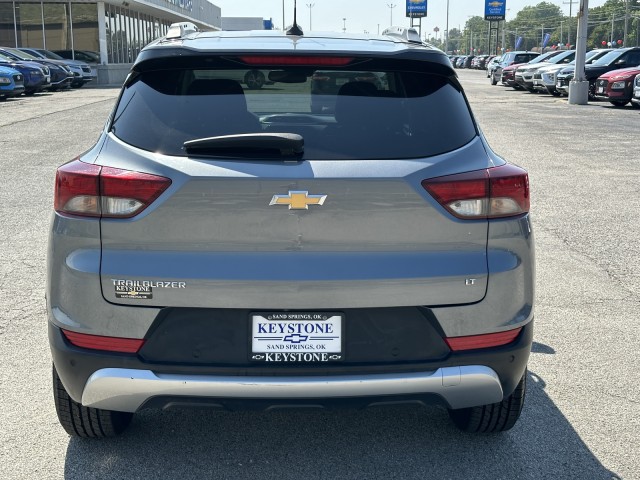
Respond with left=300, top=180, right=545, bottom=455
left=98, top=54, right=490, bottom=309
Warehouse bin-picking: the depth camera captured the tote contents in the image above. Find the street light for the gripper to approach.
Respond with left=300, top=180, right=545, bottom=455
left=306, top=3, right=315, bottom=31
left=445, top=0, right=450, bottom=54
left=387, top=3, right=396, bottom=26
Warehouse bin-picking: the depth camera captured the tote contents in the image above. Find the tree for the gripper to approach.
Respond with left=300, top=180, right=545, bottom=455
left=506, top=2, right=563, bottom=51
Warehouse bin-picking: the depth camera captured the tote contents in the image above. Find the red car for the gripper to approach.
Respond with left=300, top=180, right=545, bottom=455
left=594, top=65, right=640, bottom=107
left=501, top=63, right=527, bottom=89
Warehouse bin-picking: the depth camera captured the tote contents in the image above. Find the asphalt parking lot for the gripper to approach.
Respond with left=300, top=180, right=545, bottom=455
left=0, top=71, right=638, bottom=479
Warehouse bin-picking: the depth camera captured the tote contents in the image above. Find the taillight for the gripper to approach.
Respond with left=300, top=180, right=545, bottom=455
left=54, top=159, right=171, bottom=218
left=422, top=164, right=529, bottom=219
left=62, top=329, right=144, bottom=354
left=445, top=327, right=522, bottom=351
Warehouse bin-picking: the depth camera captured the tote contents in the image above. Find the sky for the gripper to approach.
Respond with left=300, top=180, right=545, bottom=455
left=215, top=0, right=609, bottom=39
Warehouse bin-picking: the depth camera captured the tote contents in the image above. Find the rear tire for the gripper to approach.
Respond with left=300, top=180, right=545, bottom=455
left=53, top=364, right=132, bottom=437
left=448, top=369, right=526, bottom=433
left=490, top=74, right=498, bottom=86
left=609, top=100, right=628, bottom=107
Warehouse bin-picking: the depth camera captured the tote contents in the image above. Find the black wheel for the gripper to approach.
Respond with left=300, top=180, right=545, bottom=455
left=609, top=100, right=628, bottom=107
left=547, top=88, right=561, bottom=97
left=512, top=85, right=523, bottom=91
left=490, top=74, right=498, bottom=86
left=448, top=369, right=526, bottom=433
left=244, top=70, right=265, bottom=90
left=588, top=81, right=596, bottom=100
left=53, top=364, right=132, bottom=437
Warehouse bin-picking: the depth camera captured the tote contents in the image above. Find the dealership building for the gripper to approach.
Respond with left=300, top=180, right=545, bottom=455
left=0, top=0, right=223, bottom=83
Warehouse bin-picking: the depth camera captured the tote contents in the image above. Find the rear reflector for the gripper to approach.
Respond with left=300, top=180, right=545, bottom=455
left=62, top=329, right=145, bottom=354
left=422, top=164, right=529, bottom=219
left=445, top=327, right=522, bottom=351
left=54, top=159, right=171, bottom=218
left=238, top=56, right=354, bottom=66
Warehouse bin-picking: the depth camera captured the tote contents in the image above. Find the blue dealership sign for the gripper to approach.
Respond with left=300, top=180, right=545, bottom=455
left=406, top=0, right=427, bottom=18
left=484, top=0, right=506, bottom=21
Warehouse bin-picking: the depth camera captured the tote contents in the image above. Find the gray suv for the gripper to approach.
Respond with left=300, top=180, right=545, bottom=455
left=48, top=23, right=535, bottom=437
left=490, top=51, right=540, bottom=85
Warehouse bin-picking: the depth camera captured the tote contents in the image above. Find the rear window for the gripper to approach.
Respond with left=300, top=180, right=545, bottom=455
left=111, top=66, right=476, bottom=160
left=514, top=54, right=537, bottom=64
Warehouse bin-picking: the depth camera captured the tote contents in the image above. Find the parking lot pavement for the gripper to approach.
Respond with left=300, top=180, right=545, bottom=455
left=0, top=76, right=638, bottom=479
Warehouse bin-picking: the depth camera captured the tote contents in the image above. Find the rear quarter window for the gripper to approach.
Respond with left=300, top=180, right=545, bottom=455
left=111, top=65, right=477, bottom=160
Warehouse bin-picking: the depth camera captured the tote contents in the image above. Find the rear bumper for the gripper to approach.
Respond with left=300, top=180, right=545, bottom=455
left=50, top=319, right=532, bottom=413
left=81, top=365, right=504, bottom=413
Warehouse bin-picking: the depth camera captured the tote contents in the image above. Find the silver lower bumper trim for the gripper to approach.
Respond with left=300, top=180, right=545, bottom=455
left=81, top=365, right=504, bottom=413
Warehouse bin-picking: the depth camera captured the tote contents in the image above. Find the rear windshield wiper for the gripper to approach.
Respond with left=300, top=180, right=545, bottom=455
left=183, top=133, right=303, bottom=159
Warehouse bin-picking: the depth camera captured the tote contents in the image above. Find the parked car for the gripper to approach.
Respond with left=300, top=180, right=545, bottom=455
left=594, top=65, right=640, bottom=107
left=501, top=63, right=521, bottom=88
left=0, top=51, right=48, bottom=95
left=18, top=48, right=95, bottom=88
left=515, top=50, right=574, bottom=92
left=556, top=47, right=640, bottom=99
left=554, top=49, right=614, bottom=96
left=476, top=55, right=490, bottom=70
left=632, top=73, right=640, bottom=106
left=532, top=63, right=569, bottom=95
left=463, top=55, right=475, bottom=69
left=0, top=64, right=24, bottom=99
left=48, top=23, right=534, bottom=437
left=0, top=47, right=71, bottom=91
left=490, top=51, right=539, bottom=85
left=53, top=49, right=100, bottom=64
left=486, top=55, right=501, bottom=78
left=310, top=70, right=385, bottom=113
left=455, top=56, right=467, bottom=68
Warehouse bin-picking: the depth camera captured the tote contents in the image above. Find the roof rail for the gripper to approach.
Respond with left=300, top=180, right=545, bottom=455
left=166, top=22, right=199, bottom=40
left=382, top=26, right=423, bottom=45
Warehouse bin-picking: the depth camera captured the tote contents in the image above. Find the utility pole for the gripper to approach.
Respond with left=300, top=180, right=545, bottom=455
left=563, top=0, right=578, bottom=46
left=569, top=0, right=589, bottom=104
left=387, top=4, right=396, bottom=26
left=282, top=0, right=286, bottom=30
left=611, top=14, right=615, bottom=44
left=560, top=21, right=564, bottom=45
left=306, top=3, right=315, bottom=31
left=501, top=21, right=506, bottom=53
left=541, top=25, right=544, bottom=51
left=445, top=0, right=450, bottom=54
left=623, top=0, right=629, bottom=46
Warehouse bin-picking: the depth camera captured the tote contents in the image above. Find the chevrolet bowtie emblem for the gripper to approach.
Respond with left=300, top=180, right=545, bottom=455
left=270, top=191, right=327, bottom=210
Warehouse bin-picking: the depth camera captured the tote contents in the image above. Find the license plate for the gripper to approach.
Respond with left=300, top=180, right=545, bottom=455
left=598, top=87, right=604, bottom=93
left=251, top=312, right=343, bottom=363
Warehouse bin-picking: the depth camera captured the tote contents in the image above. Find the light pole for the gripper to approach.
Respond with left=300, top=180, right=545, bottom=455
left=343, top=17, right=346, bottom=33
left=282, top=0, right=286, bottom=30
left=306, top=3, right=315, bottom=31
left=445, top=0, right=450, bottom=54
left=387, top=3, right=396, bottom=26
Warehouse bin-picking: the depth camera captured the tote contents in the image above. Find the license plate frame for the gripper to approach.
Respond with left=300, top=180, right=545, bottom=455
left=250, top=312, right=344, bottom=363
